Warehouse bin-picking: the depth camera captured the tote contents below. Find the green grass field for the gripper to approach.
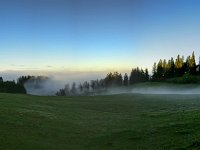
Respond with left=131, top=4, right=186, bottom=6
left=1, top=93, right=200, bottom=150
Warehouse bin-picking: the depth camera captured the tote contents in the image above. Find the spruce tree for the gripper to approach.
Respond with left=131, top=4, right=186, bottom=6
left=189, top=51, right=196, bottom=75
left=123, top=73, right=128, bottom=86
left=152, top=62, right=157, bottom=81
left=145, top=68, right=149, bottom=81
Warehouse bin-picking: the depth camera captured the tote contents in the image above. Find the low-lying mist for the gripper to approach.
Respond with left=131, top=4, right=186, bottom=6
left=131, top=86, right=200, bottom=95
left=1, top=70, right=105, bottom=96
left=24, top=77, right=200, bottom=96
left=24, top=78, right=65, bottom=96
left=103, top=85, right=200, bottom=95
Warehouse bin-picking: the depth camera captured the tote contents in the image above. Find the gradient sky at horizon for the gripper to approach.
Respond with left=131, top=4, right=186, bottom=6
left=0, top=0, right=200, bottom=76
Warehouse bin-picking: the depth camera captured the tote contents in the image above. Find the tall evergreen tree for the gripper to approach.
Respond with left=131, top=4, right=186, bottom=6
left=198, top=57, right=200, bottom=74
left=162, top=59, right=167, bottom=78
left=175, top=55, right=184, bottom=77
left=70, top=82, right=77, bottom=95
left=152, top=62, right=157, bottom=81
left=129, top=67, right=147, bottom=84
left=188, top=51, right=196, bottom=75
left=123, top=73, right=129, bottom=86
left=64, top=84, right=70, bottom=96
left=145, top=68, right=149, bottom=81
left=117, top=73, right=123, bottom=86
left=78, top=83, right=83, bottom=93
left=0, top=77, right=3, bottom=83
left=157, top=59, right=164, bottom=80
left=170, top=57, right=175, bottom=78
left=166, top=58, right=175, bottom=78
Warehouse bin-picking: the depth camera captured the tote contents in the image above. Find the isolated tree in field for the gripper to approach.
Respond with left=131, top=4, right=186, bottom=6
left=123, top=73, right=128, bottom=86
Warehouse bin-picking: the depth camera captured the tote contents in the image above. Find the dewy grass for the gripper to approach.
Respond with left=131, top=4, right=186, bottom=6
left=1, top=93, right=200, bottom=149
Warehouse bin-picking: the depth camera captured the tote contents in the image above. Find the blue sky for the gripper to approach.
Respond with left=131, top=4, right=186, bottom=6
left=0, top=0, right=200, bottom=79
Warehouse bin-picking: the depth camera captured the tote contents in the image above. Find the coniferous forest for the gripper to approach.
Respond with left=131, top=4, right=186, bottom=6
left=0, top=52, right=199, bottom=95
left=56, top=52, right=200, bottom=96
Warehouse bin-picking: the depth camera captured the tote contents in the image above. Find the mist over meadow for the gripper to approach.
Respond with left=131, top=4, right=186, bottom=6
left=25, top=79, right=200, bottom=96
left=3, top=51, right=197, bottom=96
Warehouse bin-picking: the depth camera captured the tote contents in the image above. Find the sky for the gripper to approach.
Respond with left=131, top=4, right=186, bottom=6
left=0, top=0, right=200, bottom=80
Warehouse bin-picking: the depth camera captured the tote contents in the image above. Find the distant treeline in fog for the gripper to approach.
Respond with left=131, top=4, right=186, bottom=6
left=0, top=52, right=200, bottom=95
left=0, top=75, right=51, bottom=94
left=0, top=77, right=26, bottom=94
left=56, top=69, right=149, bottom=96
left=56, top=52, right=200, bottom=96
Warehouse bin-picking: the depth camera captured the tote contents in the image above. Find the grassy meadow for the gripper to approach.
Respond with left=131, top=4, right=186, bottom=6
left=1, top=93, right=200, bottom=149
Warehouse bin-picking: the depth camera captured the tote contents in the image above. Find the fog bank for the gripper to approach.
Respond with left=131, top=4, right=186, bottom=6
left=102, top=85, right=200, bottom=95
left=131, top=86, right=200, bottom=95
left=24, top=79, right=65, bottom=96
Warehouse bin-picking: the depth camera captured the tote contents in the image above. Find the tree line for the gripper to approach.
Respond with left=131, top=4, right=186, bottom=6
left=0, top=77, right=26, bottom=94
left=0, top=52, right=199, bottom=95
left=0, top=75, right=51, bottom=94
left=152, top=52, right=199, bottom=81
left=56, top=68, right=150, bottom=96
left=57, top=52, right=200, bottom=96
